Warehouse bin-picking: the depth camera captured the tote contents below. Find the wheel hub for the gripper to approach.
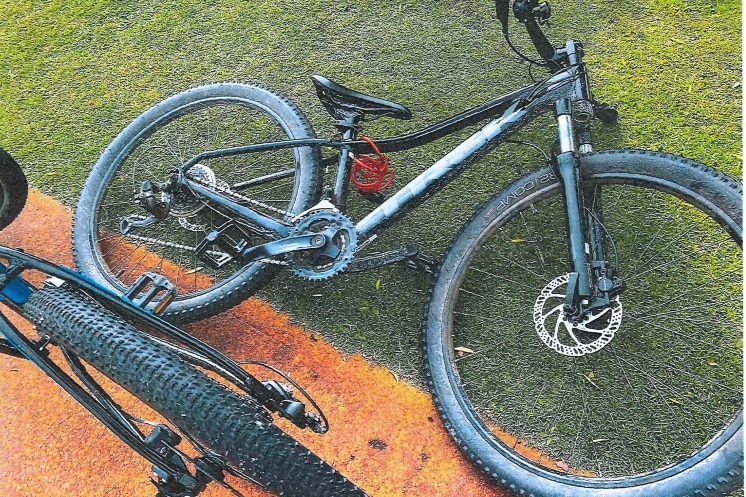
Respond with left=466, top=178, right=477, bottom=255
left=166, top=164, right=228, bottom=218
left=533, top=273, right=622, bottom=356
left=164, top=164, right=230, bottom=231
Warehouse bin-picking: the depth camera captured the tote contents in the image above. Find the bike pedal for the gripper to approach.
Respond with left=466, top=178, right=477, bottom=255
left=124, top=272, right=177, bottom=314
left=344, top=245, right=415, bottom=273
left=403, top=248, right=438, bottom=274
left=195, top=221, right=254, bottom=269
left=358, top=190, right=386, bottom=205
left=593, top=101, right=619, bottom=125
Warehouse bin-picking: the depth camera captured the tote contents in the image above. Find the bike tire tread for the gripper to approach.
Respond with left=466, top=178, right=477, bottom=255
left=24, top=284, right=366, bottom=497
left=73, top=82, right=323, bottom=325
left=422, top=149, right=743, bottom=497
left=0, top=146, right=28, bottom=231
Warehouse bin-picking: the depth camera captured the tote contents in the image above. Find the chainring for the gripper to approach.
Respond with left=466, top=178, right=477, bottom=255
left=533, top=273, right=622, bottom=356
left=287, top=210, right=357, bottom=281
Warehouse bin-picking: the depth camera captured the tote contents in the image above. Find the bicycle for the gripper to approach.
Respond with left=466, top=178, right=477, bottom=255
left=72, top=1, right=743, bottom=496
left=0, top=148, right=366, bottom=496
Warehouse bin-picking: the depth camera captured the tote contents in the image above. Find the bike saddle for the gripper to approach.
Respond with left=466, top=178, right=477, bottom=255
left=311, top=75, right=412, bottom=121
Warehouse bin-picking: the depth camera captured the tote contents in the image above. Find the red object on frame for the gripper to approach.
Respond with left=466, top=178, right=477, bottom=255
left=350, top=136, right=395, bottom=193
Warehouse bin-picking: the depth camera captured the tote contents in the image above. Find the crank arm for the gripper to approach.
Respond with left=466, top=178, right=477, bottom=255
left=344, top=245, right=419, bottom=273
left=240, top=233, right=326, bottom=263
left=344, top=244, right=438, bottom=273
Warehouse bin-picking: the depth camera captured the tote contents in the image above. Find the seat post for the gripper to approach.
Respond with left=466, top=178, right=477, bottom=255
left=331, top=111, right=362, bottom=212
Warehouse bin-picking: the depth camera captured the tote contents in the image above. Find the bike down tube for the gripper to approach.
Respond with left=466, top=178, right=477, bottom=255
left=354, top=110, right=519, bottom=235
left=355, top=70, right=575, bottom=238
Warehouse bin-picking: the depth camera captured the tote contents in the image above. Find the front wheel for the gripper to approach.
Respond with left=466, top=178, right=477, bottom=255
left=23, top=285, right=367, bottom=496
left=73, top=83, right=322, bottom=324
left=424, top=150, right=743, bottom=496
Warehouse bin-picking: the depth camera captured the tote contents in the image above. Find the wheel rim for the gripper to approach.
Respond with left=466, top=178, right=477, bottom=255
left=92, top=97, right=306, bottom=300
left=446, top=179, right=743, bottom=480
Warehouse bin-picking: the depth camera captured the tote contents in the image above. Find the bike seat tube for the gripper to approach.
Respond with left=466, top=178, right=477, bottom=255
left=332, top=114, right=360, bottom=212
left=554, top=98, right=591, bottom=300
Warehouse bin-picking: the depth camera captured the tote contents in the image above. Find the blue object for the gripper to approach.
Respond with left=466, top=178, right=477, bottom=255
left=0, top=263, right=33, bottom=304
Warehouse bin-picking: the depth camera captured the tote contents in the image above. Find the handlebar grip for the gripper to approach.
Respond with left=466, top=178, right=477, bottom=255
left=524, top=16, right=558, bottom=65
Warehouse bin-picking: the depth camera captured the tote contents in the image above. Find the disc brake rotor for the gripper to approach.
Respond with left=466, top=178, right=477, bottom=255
left=533, top=273, right=622, bottom=356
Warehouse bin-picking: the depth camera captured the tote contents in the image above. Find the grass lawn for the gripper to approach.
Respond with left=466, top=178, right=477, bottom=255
left=0, top=0, right=742, bottom=487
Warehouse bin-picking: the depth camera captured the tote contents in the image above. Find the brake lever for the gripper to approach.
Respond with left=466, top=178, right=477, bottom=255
left=523, top=16, right=561, bottom=70
left=497, top=0, right=563, bottom=72
left=513, top=0, right=550, bottom=22
left=262, top=380, right=328, bottom=433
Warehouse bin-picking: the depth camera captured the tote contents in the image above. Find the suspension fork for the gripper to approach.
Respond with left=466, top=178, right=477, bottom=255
left=554, top=99, right=620, bottom=315
left=553, top=99, right=592, bottom=312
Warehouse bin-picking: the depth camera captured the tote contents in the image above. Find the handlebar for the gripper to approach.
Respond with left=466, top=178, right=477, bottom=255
left=495, top=0, right=562, bottom=71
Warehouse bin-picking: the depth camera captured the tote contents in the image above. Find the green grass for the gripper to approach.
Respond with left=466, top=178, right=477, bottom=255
left=0, top=0, right=742, bottom=486
left=0, top=0, right=740, bottom=378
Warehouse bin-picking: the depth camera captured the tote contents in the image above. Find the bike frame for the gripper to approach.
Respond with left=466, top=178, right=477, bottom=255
left=182, top=52, right=586, bottom=241
left=175, top=40, right=604, bottom=307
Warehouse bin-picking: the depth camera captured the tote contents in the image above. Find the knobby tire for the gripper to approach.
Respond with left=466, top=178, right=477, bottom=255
left=24, top=285, right=367, bottom=497
left=424, top=150, right=743, bottom=497
left=73, top=83, right=322, bottom=324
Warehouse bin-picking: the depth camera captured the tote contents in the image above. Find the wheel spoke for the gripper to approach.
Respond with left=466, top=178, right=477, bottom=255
left=78, top=85, right=318, bottom=322
left=430, top=163, right=742, bottom=484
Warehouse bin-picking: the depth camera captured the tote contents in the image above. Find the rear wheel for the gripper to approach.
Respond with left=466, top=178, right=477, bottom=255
left=23, top=284, right=367, bottom=497
left=73, top=83, right=322, bottom=324
left=424, top=151, right=743, bottom=496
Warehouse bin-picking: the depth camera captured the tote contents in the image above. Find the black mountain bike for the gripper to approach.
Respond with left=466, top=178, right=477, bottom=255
left=72, top=1, right=743, bottom=496
left=0, top=148, right=366, bottom=496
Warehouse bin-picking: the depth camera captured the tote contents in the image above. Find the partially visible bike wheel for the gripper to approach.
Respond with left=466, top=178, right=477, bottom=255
left=74, top=83, right=322, bottom=324
left=23, top=284, right=367, bottom=497
left=424, top=150, right=743, bottom=496
left=0, top=147, right=28, bottom=231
